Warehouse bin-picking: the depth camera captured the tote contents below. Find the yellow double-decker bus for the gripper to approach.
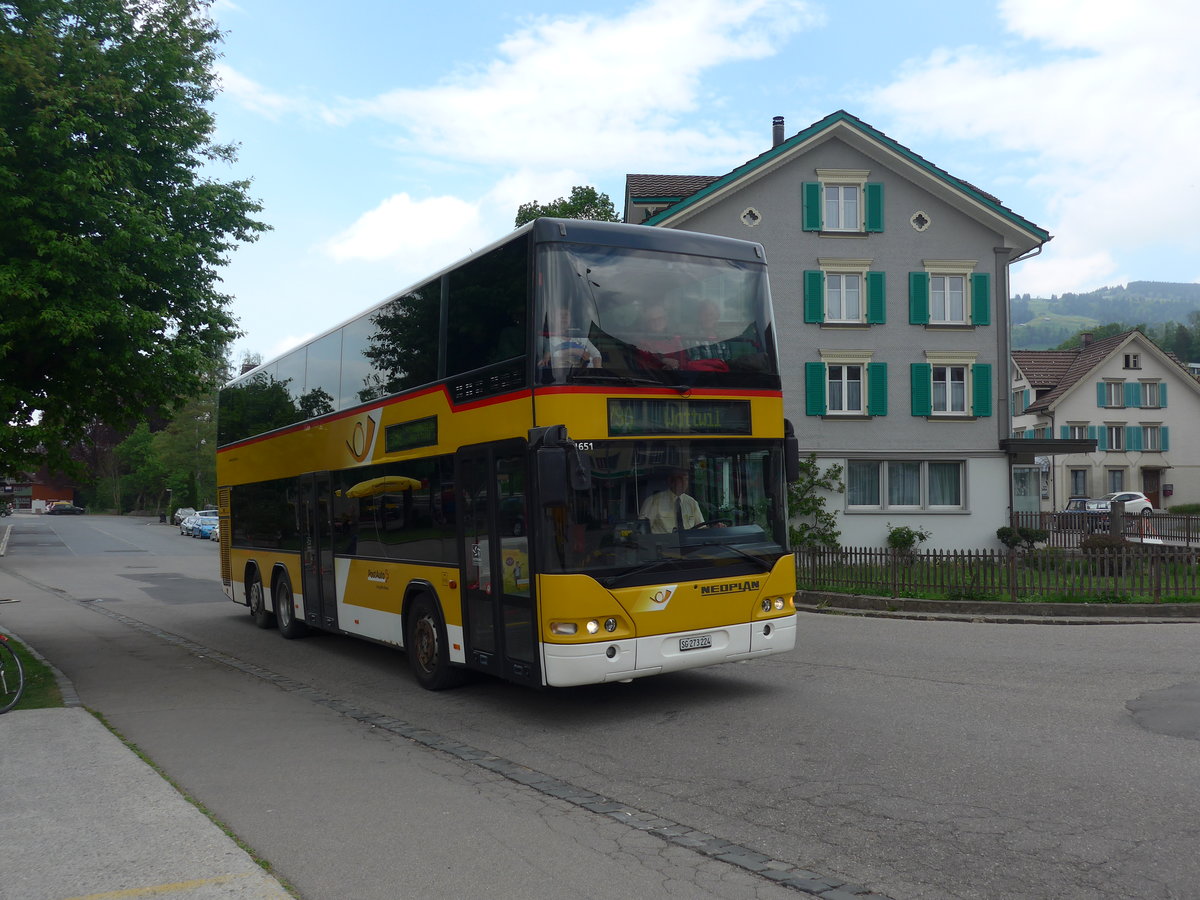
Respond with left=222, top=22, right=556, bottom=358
left=216, top=219, right=799, bottom=690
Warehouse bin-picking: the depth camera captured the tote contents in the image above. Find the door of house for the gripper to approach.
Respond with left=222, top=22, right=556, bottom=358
left=1012, top=466, right=1041, bottom=513
left=1141, top=469, right=1162, bottom=508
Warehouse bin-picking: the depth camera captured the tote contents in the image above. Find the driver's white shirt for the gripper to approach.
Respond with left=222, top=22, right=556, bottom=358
left=639, top=491, right=703, bottom=533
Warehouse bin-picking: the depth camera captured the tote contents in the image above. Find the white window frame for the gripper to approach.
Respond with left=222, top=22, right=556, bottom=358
left=932, top=365, right=967, bottom=413
left=1140, top=381, right=1161, bottom=408
left=1124, top=353, right=1140, bottom=369
left=1107, top=468, right=1125, bottom=493
left=1103, top=381, right=1124, bottom=408
left=925, top=350, right=976, bottom=418
left=826, top=363, right=864, bottom=414
left=1068, top=423, right=1088, bottom=439
left=929, top=275, right=966, bottom=325
left=1070, top=468, right=1088, bottom=497
left=816, top=169, right=869, bottom=233
left=819, top=348, right=873, bottom=416
left=922, top=260, right=977, bottom=326
left=846, top=458, right=965, bottom=510
left=1106, top=424, right=1124, bottom=451
left=1144, top=424, right=1161, bottom=451
left=817, top=258, right=872, bottom=324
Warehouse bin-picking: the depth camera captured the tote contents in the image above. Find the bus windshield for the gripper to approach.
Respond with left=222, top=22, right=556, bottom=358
left=537, top=244, right=779, bottom=390
left=539, top=439, right=789, bottom=585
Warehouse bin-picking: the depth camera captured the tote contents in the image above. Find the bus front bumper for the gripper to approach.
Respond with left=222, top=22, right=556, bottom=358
left=542, top=614, right=796, bottom=688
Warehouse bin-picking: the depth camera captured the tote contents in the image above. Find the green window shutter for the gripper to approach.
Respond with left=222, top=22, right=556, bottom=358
left=908, top=272, right=929, bottom=324
left=1097, top=427, right=1108, bottom=451
left=865, top=271, right=886, bottom=323
left=1160, top=382, right=1168, bottom=407
left=803, top=270, right=825, bottom=323
left=970, top=272, right=991, bottom=326
left=805, top=362, right=827, bottom=416
left=1060, top=425, right=1069, bottom=439
left=1023, top=389, right=1030, bottom=411
left=1124, top=382, right=1140, bottom=408
left=801, top=182, right=822, bottom=231
left=867, top=362, right=888, bottom=415
left=1096, top=382, right=1106, bottom=408
left=864, top=182, right=884, bottom=232
left=1088, top=425, right=1098, bottom=446
left=910, top=363, right=932, bottom=416
left=1127, top=426, right=1144, bottom=451
left=972, top=363, right=993, bottom=417
left=1162, top=426, right=1170, bottom=451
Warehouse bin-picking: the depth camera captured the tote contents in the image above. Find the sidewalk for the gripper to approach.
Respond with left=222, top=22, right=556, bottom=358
left=0, top=652, right=293, bottom=900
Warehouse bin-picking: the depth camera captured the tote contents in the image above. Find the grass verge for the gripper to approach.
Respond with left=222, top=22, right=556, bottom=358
left=4, top=633, right=64, bottom=710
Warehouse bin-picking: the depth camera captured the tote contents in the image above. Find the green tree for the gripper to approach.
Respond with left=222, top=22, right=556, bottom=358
left=514, top=185, right=619, bottom=227
left=786, top=454, right=844, bottom=550
left=152, top=390, right=216, bottom=510
left=0, top=0, right=267, bottom=473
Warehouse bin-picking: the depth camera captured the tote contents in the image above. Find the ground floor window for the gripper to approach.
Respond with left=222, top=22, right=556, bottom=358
left=1069, top=468, right=1088, bottom=497
left=1107, top=468, right=1125, bottom=493
left=847, top=459, right=964, bottom=509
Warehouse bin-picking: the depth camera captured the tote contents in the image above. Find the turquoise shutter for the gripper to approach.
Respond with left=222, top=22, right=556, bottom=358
left=1162, top=426, right=1170, bottom=451
left=972, top=364, right=992, bottom=417
left=1060, top=425, right=1069, bottom=439
left=805, top=362, right=827, bottom=415
left=1124, top=382, right=1140, bottom=408
left=909, top=273, right=929, bottom=324
left=970, top=273, right=990, bottom=326
left=803, top=271, right=825, bottom=323
left=1096, top=382, right=1106, bottom=407
left=801, top=182, right=822, bottom=231
left=864, top=182, right=884, bottom=232
left=1127, top=426, right=1144, bottom=451
left=1097, top=426, right=1108, bottom=451
left=1023, top=389, right=1030, bottom=411
left=1088, top=425, right=1098, bottom=447
left=867, top=362, right=888, bottom=415
left=910, top=363, right=932, bottom=416
left=865, top=271, right=886, bottom=323
left=1160, top=382, right=1168, bottom=407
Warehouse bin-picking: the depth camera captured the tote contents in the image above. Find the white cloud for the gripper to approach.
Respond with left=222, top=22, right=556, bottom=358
left=324, top=193, right=491, bottom=271
left=331, top=0, right=823, bottom=173
left=214, top=64, right=305, bottom=121
left=867, top=0, right=1200, bottom=293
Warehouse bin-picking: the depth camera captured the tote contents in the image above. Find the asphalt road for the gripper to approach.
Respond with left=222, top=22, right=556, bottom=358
left=3, top=513, right=1200, bottom=900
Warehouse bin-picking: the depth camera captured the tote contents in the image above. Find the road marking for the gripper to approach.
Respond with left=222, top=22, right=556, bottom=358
left=60, top=871, right=283, bottom=899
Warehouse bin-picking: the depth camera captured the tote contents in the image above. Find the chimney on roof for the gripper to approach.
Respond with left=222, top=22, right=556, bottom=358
left=772, top=116, right=785, bottom=148
left=1080, top=332, right=1093, bottom=348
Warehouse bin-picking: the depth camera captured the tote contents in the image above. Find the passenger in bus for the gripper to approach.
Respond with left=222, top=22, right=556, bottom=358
left=539, top=307, right=601, bottom=376
left=636, top=302, right=685, bottom=371
left=639, top=469, right=705, bottom=533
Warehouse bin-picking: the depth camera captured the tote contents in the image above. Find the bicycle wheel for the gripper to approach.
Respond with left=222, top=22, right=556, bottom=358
left=0, top=635, right=26, bottom=713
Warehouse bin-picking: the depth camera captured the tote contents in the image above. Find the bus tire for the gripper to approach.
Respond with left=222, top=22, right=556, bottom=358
left=406, top=593, right=460, bottom=690
left=274, top=571, right=308, bottom=640
left=247, top=568, right=274, bottom=629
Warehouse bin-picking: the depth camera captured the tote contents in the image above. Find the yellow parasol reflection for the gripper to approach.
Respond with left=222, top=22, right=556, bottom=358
left=340, top=475, right=422, bottom=498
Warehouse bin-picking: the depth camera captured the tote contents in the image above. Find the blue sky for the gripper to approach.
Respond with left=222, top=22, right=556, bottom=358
left=207, top=0, right=1200, bottom=364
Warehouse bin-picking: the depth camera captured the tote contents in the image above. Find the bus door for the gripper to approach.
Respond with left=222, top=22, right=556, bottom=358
left=299, top=472, right=338, bottom=630
left=457, top=442, right=538, bottom=686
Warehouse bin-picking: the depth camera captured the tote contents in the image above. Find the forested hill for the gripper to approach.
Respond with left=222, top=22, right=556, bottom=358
left=1011, top=281, right=1200, bottom=349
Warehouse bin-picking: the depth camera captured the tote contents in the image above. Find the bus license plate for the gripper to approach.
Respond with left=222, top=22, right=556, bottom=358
left=680, top=634, right=712, bottom=652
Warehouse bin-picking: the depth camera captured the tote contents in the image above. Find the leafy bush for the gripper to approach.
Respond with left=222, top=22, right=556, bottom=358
left=1079, top=533, right=1129, bottom=551
left=997, top=525, right=1049, bottom=549
left=1167, top=502, right=1200, bottom=515
left=886, top=523, right=932, bottom=553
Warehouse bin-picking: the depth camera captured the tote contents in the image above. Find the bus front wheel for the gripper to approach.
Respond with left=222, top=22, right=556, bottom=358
left=274, top=572, right=309, bottom=640
left=406, top=594, right=460, bottom=690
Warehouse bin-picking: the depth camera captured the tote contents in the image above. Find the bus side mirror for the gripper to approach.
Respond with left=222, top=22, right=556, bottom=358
left=538, top=447, right=568, bottom=508
left=784, top=419, right=800, bottom=483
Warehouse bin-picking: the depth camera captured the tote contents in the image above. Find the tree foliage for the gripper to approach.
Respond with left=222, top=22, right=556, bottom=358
left=0, top=0, right=267, bottom=472
left=786, top=454, right=844, bottom=550
left=514, top=185, right=619, bottom=227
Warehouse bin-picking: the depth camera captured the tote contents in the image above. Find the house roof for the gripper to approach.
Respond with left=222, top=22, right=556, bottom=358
left=1017, top=330, right=1193, bottom=414
left=626, top=174, right=720, bottom=202
left=638, top=109, right=1050, bottom=249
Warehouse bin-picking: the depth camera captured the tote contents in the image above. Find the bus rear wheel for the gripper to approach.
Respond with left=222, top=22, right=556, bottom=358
left=274, top=573, right=308, bottom=640
left=406, top=594, right=460, bottom=690
left=247, top=570, right=274, bottom=629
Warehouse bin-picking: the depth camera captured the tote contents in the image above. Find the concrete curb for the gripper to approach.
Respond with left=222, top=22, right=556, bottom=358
left=797, top=591, right=1200, bottom=624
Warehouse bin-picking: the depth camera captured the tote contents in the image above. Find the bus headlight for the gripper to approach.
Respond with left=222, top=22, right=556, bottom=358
left=550, top=622, right=578, bottom=635
left=586, top=619, right=600, bottom=634
left=604, top=617, right=618, bottom=632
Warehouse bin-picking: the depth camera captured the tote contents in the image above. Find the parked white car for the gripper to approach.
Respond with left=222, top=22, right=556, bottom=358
left=1085, top=491, right=1154, bottom=516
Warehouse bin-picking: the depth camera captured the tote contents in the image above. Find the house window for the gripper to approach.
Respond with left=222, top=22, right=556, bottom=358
left=1070, top=469, right=1088, bottom=497
left=1144, top=425, right=1161, bottom=451
left=930, top=275, right=966, bottom=324
left=1068, top=424, right=1088, bottom=439
left=826, top=274, right=861, bottom=322
left=1106, top=425, right=1124, bottom=451
left=802, top=170, right=884, bottom=233
left=824, top=184, right=859, bottom=232
left=1140, top=382, right=1161, bottom=408
left=1124, top=353, right=1140, bottom=369
left=847, top=459, right=964, bottom=510
left=933, top=366, right=967, bottom=413
left=1012, top=389, right=1026, bottom=414
left=1103, top=382, right=1124, bottom=407
left=1107, top=469, right=1125, bottom=493
left=806, top=352, right=887, bottom=416
left=827, top=364, right=863, bottom=413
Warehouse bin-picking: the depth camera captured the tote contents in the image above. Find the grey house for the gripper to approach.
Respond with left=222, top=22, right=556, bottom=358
left=625, top=111, right=1051, bottom=548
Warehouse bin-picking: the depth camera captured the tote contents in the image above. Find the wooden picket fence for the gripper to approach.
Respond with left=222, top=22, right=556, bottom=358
left=797, top=544, right=1200, bottom=603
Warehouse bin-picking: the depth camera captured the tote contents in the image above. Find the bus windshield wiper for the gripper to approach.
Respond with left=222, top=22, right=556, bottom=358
left=683, top=540, right=773, bottom=571
left=601, top=555, right=689, bottom=588
left=565, top=371, right=691, bottom=394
